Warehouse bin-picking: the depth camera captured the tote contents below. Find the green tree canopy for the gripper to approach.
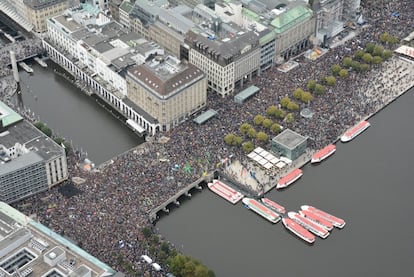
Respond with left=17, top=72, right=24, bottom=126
left=253, top=114, right=265, bottom=126
left=224, top=133, right=236, bottom=145
left=382, top=49, right=393, bottom=60
left=34, top=122, right=45, bottom=130
left=300, top=91, right=314, bottom=103
left=373, top=45, right=384, bottom=57
left=239, top=123, right=252, bottom=134
left=262, top=118, right=273, bottom=129
left=293, top=88, right=304, bottom=100
left=325, top=76, right=336, bottom=86
left=286, top=101, right=299, bottom=111
left=343, top=57, right=353, bottom=68
left=40, top=125, right=52, bottom=137
left=307, top=79, right=316, bottom=92
left=362, top=53, right=373, bottom=64
left=354, top=49, right=365, bottom=60
left=351, top=60, right=361, bottom=72
left=361, top=63, right=370, bottom=72
left=380, top=32, right=390, bottom=43
left=256, top=131, right=269, bottom=142
left=285, top=113, right=295, bottom=123
left=167, top=254, right=215, bottom=277
left=266, top=105, right=278, bottom=117
left=331, top=64, right=342, bottom=75
left=247, top=128, right=257, bottom=139
left=270, top=123, right=281, bottom=134
left=388, top=36, right=399, bottom=45
left=372, top=55, right=383, bottom=64
left=314, top=84, right=325, bottom=94
left=54, top=137, right=65, bottom=145
left=280, top=96, right=291, bottom=108
left=233, top=136, right=243, bottom=146
left=242, top=141, right=254, bottom=153
left=365, top=42, right=375, bottom=54
left=338, top=68, right=348, bottom=78
left=275, top=109, right=286, bottom=119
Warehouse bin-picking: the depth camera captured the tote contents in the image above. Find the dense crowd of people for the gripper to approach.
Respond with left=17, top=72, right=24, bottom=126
left=2, top=0, right=413, bottom=275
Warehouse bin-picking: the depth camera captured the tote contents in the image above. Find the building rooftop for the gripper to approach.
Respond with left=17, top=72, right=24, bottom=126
left=0, top=151, right=44, bottom=176
left=23, top=0, right=66, bottom=10
left=0, top=119, right=64, bottom=161
left=0, top=202, right=120, bottom=277
left=0, top=101, right=23, bottom=128
left=272, top=129, right=308, bottom=150
left=127, top=57, right=205, bottom=98
left=270, top=5, right=313, bottom=34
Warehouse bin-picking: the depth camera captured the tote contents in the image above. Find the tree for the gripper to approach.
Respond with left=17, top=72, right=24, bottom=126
left=253, top=114, right=265, bottom=126
left=275, top=109, right=286, bottom=119
left=325, top=76, right=336, bottom=86
left=343, top=57, right=353, bottom=68
left=233, top=136, right=243, bottom=146
left=365, top=42, right=375, bottom=54
left=256, top=131, right=269, bottom=142
left=54, top=137, right=65, bottom=145
left=266, top=105, right=278, bottom=117
left=388, top=36, right=399, bottom=46
left=380, top=32, right=390, bottom=43
left=331, top=64, right=341, bottom=75
left=262, top=118, right=273, bottom=129
left=339, top=68, right=348, bottom=78
left=293, top=88, right=304, bottom=100
left=247, top=128, right=257, bottom=139
left=63, top=142, right=72, bottom=155
left=242, top=141, right=254, bottom=153
left=239, top=123, right=252, bottom=135
left=382, top=49, right=393, bottom=60
left=362, top=53, right=373, bottom=64
left=361, top=63, right=370, bottom=72
left=314, top=84, right=325, bottom=94
left=373, top=45, right=384, bottom=57
left=300, top=91, right=313, bottom=103
left=372, top=55, right=383, bottom=64
left=286, top=101, right=299, bottom=111
left=142, top=227, right=152, bottom=239
left=167, top=254, right=214, bottom=277
left=285, top=113, right=295, bottom=123
left=40, top=125, right=52, bottom=137
left=351, top=60, right=361, bottom=72
left=224, top=133, right=236, bottom=145
left=280, top=96, right=291, bottom=108
left=354, top=49, right=365, bottom=60
left=270, top=123, right=281, bottom=134
left=34, top=122, right=45, bottom=130
left=307, top=79, right=316, bottom=92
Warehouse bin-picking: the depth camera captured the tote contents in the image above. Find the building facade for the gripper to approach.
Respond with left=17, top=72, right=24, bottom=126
left=0, top=102, right=68, bottom=204
left=271, top=129, right=308, bottom=160
left=126, top=57, right=207, bottom=131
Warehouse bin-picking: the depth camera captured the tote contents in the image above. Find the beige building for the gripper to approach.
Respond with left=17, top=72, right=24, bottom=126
left=126, top=56, right=207, bottom=131
left=149, top=21, right=183, bottom=58
left=24, top=0, right=77, bottom=33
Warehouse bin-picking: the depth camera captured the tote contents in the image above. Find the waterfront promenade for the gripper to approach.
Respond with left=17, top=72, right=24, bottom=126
left=1, top=0, right=414, bottom=275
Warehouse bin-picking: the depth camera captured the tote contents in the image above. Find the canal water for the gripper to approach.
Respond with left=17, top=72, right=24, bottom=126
left=156, top=87, right=414, bottom=277
left=18, top=62, right=143, bottom=165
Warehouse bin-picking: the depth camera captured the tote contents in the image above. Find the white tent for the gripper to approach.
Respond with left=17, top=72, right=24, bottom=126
left=276, top=161, right=286, bottom=169
left=141, top=255, right=152, bottom=264
left=152, top=263, right=162, bottom=271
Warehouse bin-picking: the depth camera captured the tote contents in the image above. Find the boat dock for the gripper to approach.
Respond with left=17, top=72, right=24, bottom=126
left=34, top=57, right=47, bottom=68
left=18, top=61, right=33, bottom=73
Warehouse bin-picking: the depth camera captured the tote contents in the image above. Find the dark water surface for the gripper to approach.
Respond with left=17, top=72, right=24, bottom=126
left=157, top=87, right=414, bottom=277
left=19, top=62, right=143, bottom=165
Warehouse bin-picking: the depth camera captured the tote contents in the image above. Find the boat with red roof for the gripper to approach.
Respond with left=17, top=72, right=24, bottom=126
left=301, top=205, right=346, bottom=228
left=261, top=198, right=286, bottom=214
left=288, top=212, right=330, bottom=238
left=282, top=217, right=315, bottom=244
left=341, top=120, right=370, bottom=142
left=299, top=210, right=334, bottom=231
left=242, top=198, right=281, bottom=223
left=311, top=144, right=336, bottom=164
left=208, top=180, right=244, bottom=204
left=276, top=168, right=303, bottom=189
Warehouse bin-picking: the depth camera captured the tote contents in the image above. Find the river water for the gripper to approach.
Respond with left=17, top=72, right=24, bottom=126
left=18, top=62, right=143, bottom=165
left=157, top=87, right=414, bottom=277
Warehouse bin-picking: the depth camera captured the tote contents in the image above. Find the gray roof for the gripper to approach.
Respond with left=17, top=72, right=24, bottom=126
left=193, top=109, right=217, bottom=124
left=157, top=8, right=195, bottom=35
left=0, top=120, right=64, bottom=161
left=272, top=129, right=308, bottom=150
left=0, top=151, right=43, bottom=176
left=234, top=85, right=260, bottom=103
left=23, top=0, right=66, bottom=10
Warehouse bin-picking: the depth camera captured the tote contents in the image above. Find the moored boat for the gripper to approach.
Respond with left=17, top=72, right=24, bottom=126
left=208, top=180, right=244, bottom=204
left=242, top=198, right=281, bottom=224
left=301, top=205, right=346, bottom=228
left=277, top=168, right=303, bottom=189
left=299, top=210, right=333, bottom=231
left=311, top=144, right=336, bottom=163
left=261, top=198, right=286, bottom=214
left=288, top=212, right=330, bottom=239
left=282, top=218, right=315, bottom=244
left=341, top=120, right=370, bottom=142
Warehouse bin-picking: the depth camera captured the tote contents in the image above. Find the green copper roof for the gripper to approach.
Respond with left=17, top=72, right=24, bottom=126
left=0, top=100, right=23, bottom=128
left=270, top=5, right=313, bottom=34
left=119, top=1, right=134, bottom=13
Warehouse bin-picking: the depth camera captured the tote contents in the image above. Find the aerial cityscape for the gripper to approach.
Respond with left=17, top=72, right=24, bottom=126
left=0, top=0, right=413, bottom=276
